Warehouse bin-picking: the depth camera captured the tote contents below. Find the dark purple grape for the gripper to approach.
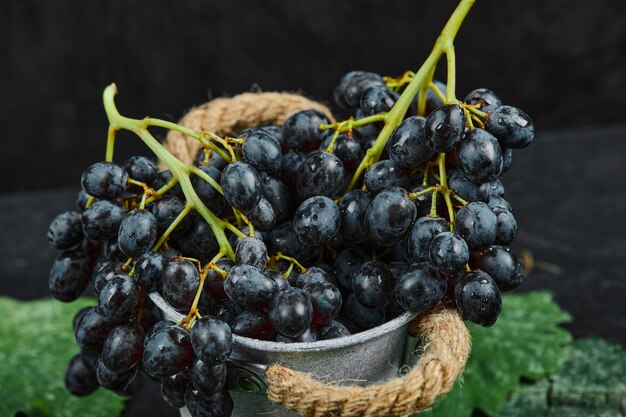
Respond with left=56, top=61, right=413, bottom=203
left=261, top=176, right=294, bottom=224
left=241, top=128, right=282, bottom=173
left=81, top=161, right=128, bottom=199
left=406, top=216, right=449, bottom=262
left=220, top=161, right=262, bottom=211
left=477, top=179, right=505, bottom=202
left=342, top=294, right=385, bottom=332
left=48, top=211, right=83, bottom=250
left=259, top=125, right=282, bottom=147
left=302, top=281, right=342, bottom=327
left=334, top=70, right=384, bottom=109
left=478, top=246, right=524, bottom=291
left=485, top=105, right=534, bottom=149
left=153, top=170, right=184, bottom=198
left=65, top=354, right=99, bottom=396
left=294, top=266, right=334, bottom=288
left=277, top=151, right=305, bottom=190
left=296, top=151, right=346, bottom=200
left=97, top=274, right=139, bottom=322
left=454, top=270, right=502, bottom=326
left=190, top=317, right=232, bottom=366
left=191, top=165, right=227, bottom=216
left=49, top=250, right=90, bottom=302
left=82, top=200, right=126, bottom=241
left=394, top=263, right=446, bottom=313
left=189, top=358, right=227, bottom=395
left=429, top=232, right=470, bottom=276
left=185, top=387, right=233, bottom=417
left=366, top=186, right=417, bottom=247
left=96, top=358, right=137, bottom=392
left=75, top=307, right=116, bottom=352
left=494, top=208, right=518, bottom=246
left=103, top=239, right=126, bottom=262
left=455, top=202, right=498, bottom=250
left=124, top=156, right=157, bottom=185
left=150, top=196, right=192, bottom=238
left=318, top=320, right=352, bottom=340
left=117, top=209, right=158, bottom=258
left=267, top=222, right=316, bottom=264
left=161, top=372, right=190, bottom=409
left=142, top=325, right=194, bottom=378
left=269, top=287, right=313, bottom=338
left=352, top=260, right=394, bottom=309
left=276, top=327, right=318, bottom=343
left=244, top=197, right=276, bottom=231
left=101, top=324, right=145, bottom=373
left=282, top=110, right=330, bottom=152
left=334, top=134, right=363, bottom=171
left=338, top=190, right=372, bottom=244
left=235, top=237, right=267, bottom=269
left=424, top=104, right=466, bottom=152
left=448, top=170, right=479, bottom=202
left=360, top=84, right=399, bottom=116
left=230, top=310, right=275, bottom=340
left=464, top=88, right=502, bottom=112
left=224, top=265, right=278, bottom=311
left=266, top=269, right=291, bottom=291
left=293, top=196, right=340, bottom=245
left=334, top=248, right=369, bottom=290
left=488, top=195, right=512, bottom=212
left=456, top=129, right=503, bottom=183
left=387, top=116, right=435, bottom=169
left=72, top=306, right=91, bottom=334
left=92, top=261, right=124, bottom=294
left=204, top=259, right=234, bottom=300
left=134, top=251, right=165, bottom=292
left=161, top=260, right=200, bottom=312
left=364, top=159, right=408, bottom=195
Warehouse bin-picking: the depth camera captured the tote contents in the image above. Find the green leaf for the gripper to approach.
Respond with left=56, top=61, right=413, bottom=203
left=500, top=338, right=626, bottom=417
left=0, top=297, right=127, bottom=417
left=417, top=291, right=573, bottom=417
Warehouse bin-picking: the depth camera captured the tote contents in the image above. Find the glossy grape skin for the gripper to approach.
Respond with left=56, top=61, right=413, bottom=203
left=230, top=310, right=275, bottom=340
left=92, top=261, right=124, bottom=294
left=394, top=263, right=447, bottom=313
left=429, top=232, right=470, bottom=276
left=244, top=197, right=277, bottom=231
left=334, top=247, right=369, bottom=290
left=387, top=116, right=435, bottom=169
left=205, top=299, right=239, bottom=326
left=241, top=128, right=282, bottom=173
left=81, top=161, right=128, bottom=199
left=48, top=211, right=83, bottom=249
left=190, top=165, right=227, bottom=216
left=97, top=274, right=140, bottom=323
left=448, top=170, right=480, bottom=202
left=360, top=84, right=399, bottom=116
left=302, top=281, right=342, bottom=327
left=318, top=320, right=352, bottom=340
left=492, top=206, right=518, bottom=245
left=49, top=250, right=90, bottom=302
left=189, top=358, right=227, bottom=395
left=364, top=160, right=408, bottom=195
left=485, top=105, right=535, bottom=149
left=424, top=104, right=466, bottom=152
left=65, top=354, right=99, bottom=396
left=116, top=209, right=158, bottom=258
left=185, top=387, right=234, bottom=417
left=294, top=266, right=335, bottom=288
left=261, top=176, right=294, bottom=224
left=293, top=196, right=340, bottom=245
left=75, top=307, right=116, bottom=353
left=224, top=265, right=278, bottom=311
left=338, top=190, right=372, bottom=244
left=342, top=294, right=386, bottom=332
left=334, top=70, right=384, bottom=109
left=463, top=88, right=502, bottom=112
left=455, top=202, right=498, bottom=250
left=101, top=324, right=145, bottom=373
left=478, top=246, right=524, bottom=291
left=82, top=200, right=126, bottom=241
left=235, top=237, right=268, bottom=270
left=365, top=186, right=417, bottom=247
left=161, top=260, right=200, bottom=312
left=488, top=195, right=513, bottom=212
left=456, top=128, right=503, bottom=183
left=352, top=261, right=394, bottom=309
left=104, top=239, right=127, bottom=262
left=150, top=196, right=192, bottom=237
left=454, top=270, right=502, bottom=327
left=277, top=151, right=305, bottom=190
left=204, top=258, right=234, bottom=300
left=282, top=110, right=330, bottom=152
left=268, top=287, right=313, bottom=338
left=190, top=317, right=232, bottom=366
left=142, top=325, right=194, bottom=378
left=265, top=269, right=291, bottom=291
left=267, top=222, right=316, bottom=264
left=161, top=372, right=190, bottom=409
left=220, top=161, right=262, bottom=211
left=134, top=251, right=165, bottom=292
left=153, top=170, right=184, bottom=198
left=124, top=155, right=157, bottom=185
left=95, top=357, right=138, bottom=392
left=406, top=217, right=447, bottom=265
left=477, top=179, right=505, bottom=202
left=334, top=134, right=363, bottom=171
left=296, top=151, right=346, bottom=200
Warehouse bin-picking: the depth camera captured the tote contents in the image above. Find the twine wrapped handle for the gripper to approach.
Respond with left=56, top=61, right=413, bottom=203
left=164, top=92, right=471, bottom=417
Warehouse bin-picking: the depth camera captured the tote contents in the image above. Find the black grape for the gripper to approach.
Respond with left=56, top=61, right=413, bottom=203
left=478, top=246, right=524, bottom=291
left=352, top=260, right=394, bottom=309
left=455, top=202, right=497, bottom=250
left=48, top=211, right=83, bottom=250
left=134, top=251, right=165, bottom=292
left=268, top=287, right=313, bottom=338
left=293, top=196, right=341, bottom=245
left=189, top=358, right=227, bottom=396
left=117, top=209, right=158, bottom=258
left=424, top=104, right=466, bottom=152
left=161, top=372, right=190, bottom=409
left=142, top=325, right=194, bottom=378
left=338, top=190, right=372, bottom=244
left=190, top=165, right=227, bottom=216
left=230, top=310, right=275, bottom=340
left=485, top=105, right=534, bottom=149
left=81, top=200, right=126, bottom=241
left=185, top=387, right=233, bottom=417
left=386, top=116, right=435, bottom=169
left=244, top=197, right=277, bottom=231
left=302, top=281, right=342, bottom=327
left=342, top=294, right=386, bottom=332
left=64, top=354, right=99, bottom=396
left=360, top=84, right=399, bottom=116
left=224, top=265, right=278, bottom=311
left=96, top=274, right=140, bottom=323
left=101, top=323, right=145, bottom=373
left=394, top=263, right=446, bottom=313
left=334, top=70, right=384, bottom=109
left=49, top=250, right=90, bottom=302
left=161, top=260, right=200, bottom=312
left=220, top=161, right=262, bottom=211
left=235, top=237, right=268, bottom=269
left=429, top=231, right=470, bottom=276
left=455, top=128, right=503, bottom=183
left=81, top=161, right=128, bottom=199
left=241, top=128, right=282, bottom=173
left=364, top=159, right=408, bottom=195
left=282, top=110, right=330, bottom=152
left=190, top=317, right=232, bottom=366
left=296, top=151, right=345, bottom=200
left=464, top=88, right=502, bottom=112
left=333, top=248, right=369, bottom=290
left=454, top=270, right=502, bottom=326
left=318, top=320, right=352, bottom=340
left=96, top=359, right=138, bottom=392
left=124, top=156, right=157, bottom=186
left=365, top=186, right=416, bottom=247
left=406, top=216, right=448, bottom=262
left=150, top=196, right=192, bottom=237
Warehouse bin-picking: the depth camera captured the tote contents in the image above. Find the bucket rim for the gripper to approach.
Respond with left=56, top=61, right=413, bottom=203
left=150, top=292, right=417, bottom=353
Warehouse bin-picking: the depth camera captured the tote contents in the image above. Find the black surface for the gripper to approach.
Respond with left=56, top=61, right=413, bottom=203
left=1, top=0, right=626, bottom=193
left=1, top=124, right=624, bottom=416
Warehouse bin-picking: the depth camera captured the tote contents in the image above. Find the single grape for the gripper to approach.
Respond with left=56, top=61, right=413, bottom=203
left=124, top=156, right=157, bottom=186
left=387, top=116, right=435, bottom=169
left=454, top=202, right=498, bottom=250
left=266, top=222, right=316, bottom=264
left=190, top=317, right=232, bottom=366
left=334, top=70, right=384, bottom=109
left=296, top=150, right=346, bottom=200
left=261, top=176, right=294, bottom=224
left=429, top=232, right=470, bottom=276
left=81, top=200, right=126, bottom=241
left=334, top=247, right=369, bottom=290
left=282, top=109, right=330, bottom=152
left=294, top=266, right=335, bottom=288
left=204, top=258, right=234, bottom=300
left=463, top=88, right=502, bottom=112
left=150, top=196, right=192, bottom=237
left=103, top=239, right=127, bottom=262
left=424, top=104, right=466, bottom=152
left=64, top=354, right=99, bottom=396
left=244, top=197, right=277, bottom=231
left=492, top=206, right=518, bottom=245
left=352, top=260, right=394, bottom=309
left=266, top=269, right=291, bottom=291
left=302, top=281, right=342, bottom=327
left=116, top=209, right=158, bottom=258
left=485, top=105, right=535, bottom=148
left=456, top=128, right=503, bottom=183
left=190, top=165, right=227, bottom=216
left=276, top=327, right=318, bottom=343
left=49, top=250, right=90, bottom=302
left=75, top=307, right=116, bottom=352
left=454, top=270, right=502, bottom=326
left=47, top=211, right=83, bottom=250
left=142, top=324, right=194, bottom=378
left=342, top=294, right=386, bottom=332
left=189, top=358, right=227, bottom=396
left=269, top=287, right=313, bottom=338
left=241, top=128, right=283, bottom=173
left=161, top=371, right=190, bottom=409
left=224, top=265, right=278, bottom=311
left=448, top=170, right=479, bottom=202
left=364, top=159, right=408, bottom=195
left=333, top=134, right=363, bottom=171
left=360, top=84, right=399, bottom=116
left=277, top=151, right=305, bottom=190
left=184, top=387, right=233, bottom=417
left=235, top=237, right=268, bottom=270
left=477, top=179, right=505, bottom=202
left=318, top=320, right=352, bottom=340
left=72, top=306, right=91, bottom=334
left=478, top=246, right=524, bottom=291
left=293, top=196, right=340, bottom=245
left=96, top=357, right=138, bottom=392
left=81, top=161, right=128, bottom=199
left=92, top=261, right=124, bottom=294
left=161, top=260, right=200, bottom=312
left=97, top=274, right=140, bottom=323
left=338, top=190, right=372, bottom=244
left=101, top=324, right=145, bottom=373
left=394, top=263, right=447, bottom=313
left=365, top=186, right=417, bottom=247
left=488, top=195, right=512, bottom=212
left=220, top=161, right=262, bottom=211
left=230, top=310, right=275, bottom=340
left=134, top=251, right=165, bottom=292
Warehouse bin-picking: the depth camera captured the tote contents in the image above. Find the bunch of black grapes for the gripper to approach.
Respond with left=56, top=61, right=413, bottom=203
left=47, top=70, right=533, bottom=416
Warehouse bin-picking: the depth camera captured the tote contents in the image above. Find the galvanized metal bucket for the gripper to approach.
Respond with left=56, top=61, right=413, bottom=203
left=150, top=293, right=420, bottom=417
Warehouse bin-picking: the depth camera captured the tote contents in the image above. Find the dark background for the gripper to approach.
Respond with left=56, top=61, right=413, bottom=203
left=1, top=1, right=625, bottom=416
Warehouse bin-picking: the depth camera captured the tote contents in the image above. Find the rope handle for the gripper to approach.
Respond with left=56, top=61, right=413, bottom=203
left=164, top=92, right=471, bottom=417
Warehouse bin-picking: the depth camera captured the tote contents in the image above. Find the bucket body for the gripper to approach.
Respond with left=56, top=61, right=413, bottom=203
left=150, top=293, right=417, bottom=417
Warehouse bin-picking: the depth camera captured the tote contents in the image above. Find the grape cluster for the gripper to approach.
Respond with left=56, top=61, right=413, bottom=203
left=47, top=67, right=533, bottom=415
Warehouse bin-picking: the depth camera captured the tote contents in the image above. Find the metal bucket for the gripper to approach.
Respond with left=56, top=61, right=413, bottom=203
left=150, top=293, right=419, bottom=417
